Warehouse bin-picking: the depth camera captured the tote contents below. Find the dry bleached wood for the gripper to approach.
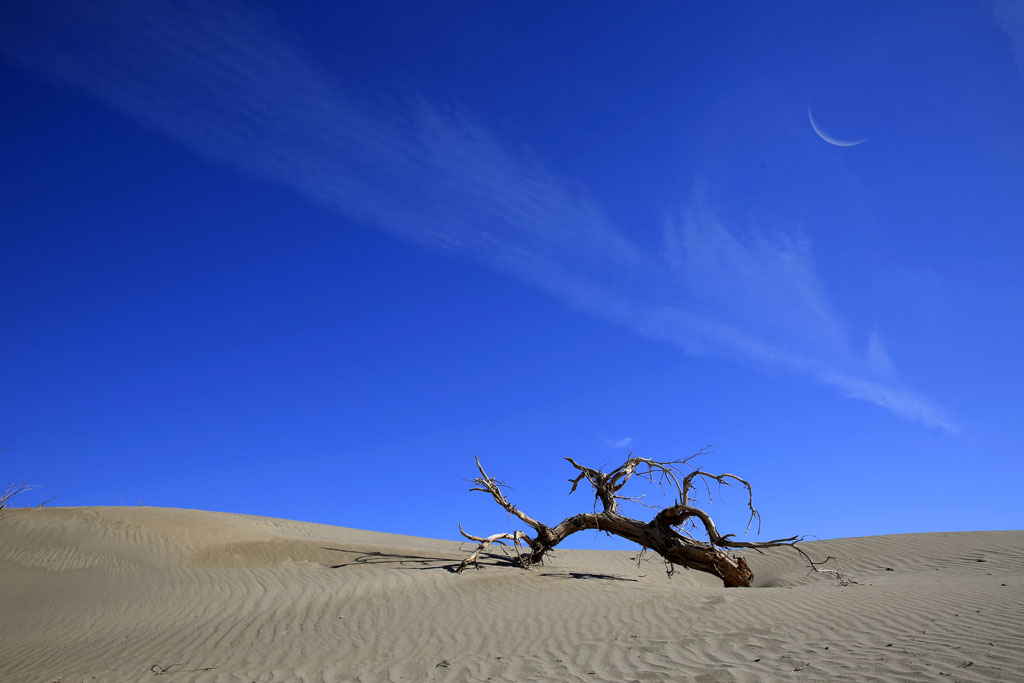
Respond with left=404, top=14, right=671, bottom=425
left=456, top=448, right=805, bottom=587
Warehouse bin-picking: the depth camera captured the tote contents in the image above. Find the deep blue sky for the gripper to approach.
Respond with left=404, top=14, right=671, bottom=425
left=2, top=1, right=1022, bottom=546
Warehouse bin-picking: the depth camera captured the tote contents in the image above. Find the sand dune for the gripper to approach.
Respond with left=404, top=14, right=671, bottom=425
left=1, top=507, right=1021, bottom=682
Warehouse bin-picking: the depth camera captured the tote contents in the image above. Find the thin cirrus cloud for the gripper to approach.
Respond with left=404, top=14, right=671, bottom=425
left=991, top=0, right=1024, bottom=77
left=660, top=202, right=954, bottom=432
left=0, top=1, right=954, bottom=432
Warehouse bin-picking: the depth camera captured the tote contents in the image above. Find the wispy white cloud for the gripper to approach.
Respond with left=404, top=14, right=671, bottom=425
left=819, top=371, right=953, bottom=431
left=991, top=0, right=1024, bottom=78
left=866, top=330, right=895, bottom=379
left=652, top=193, right=955, bottom=432
left=671, top=195, right=853, bottom=362
left=605, top=437, right=633, bottom=449
left=0, top=1, right=954, bottom=431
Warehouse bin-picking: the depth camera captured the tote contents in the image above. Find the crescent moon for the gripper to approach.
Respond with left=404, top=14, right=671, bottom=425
left=808, top=106, right=868, bottom=147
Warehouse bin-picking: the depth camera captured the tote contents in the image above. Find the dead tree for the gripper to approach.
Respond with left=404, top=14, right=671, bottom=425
left=456, top=449, right=801, bottom=588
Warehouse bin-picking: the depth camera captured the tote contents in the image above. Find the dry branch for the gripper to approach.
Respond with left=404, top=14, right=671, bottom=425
left=0, top=482, right=32, bottom=517
left=455, top=525, right=532, bottom=572
left=457, top=450, right=809, bottom=587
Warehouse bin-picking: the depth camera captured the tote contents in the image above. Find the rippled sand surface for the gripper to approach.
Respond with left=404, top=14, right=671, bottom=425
left=1, top=506, right=1021, bottom=682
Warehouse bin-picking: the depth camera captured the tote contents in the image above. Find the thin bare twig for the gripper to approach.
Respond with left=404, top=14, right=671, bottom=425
left=150, top=663, right=217, bottom=675
left=1, top=482, right=33, bottom=516
left=792, top=545, right=855, bottom=585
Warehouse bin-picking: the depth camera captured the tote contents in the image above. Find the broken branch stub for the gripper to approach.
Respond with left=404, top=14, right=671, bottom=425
left=456, top=451, right=802, bottom=587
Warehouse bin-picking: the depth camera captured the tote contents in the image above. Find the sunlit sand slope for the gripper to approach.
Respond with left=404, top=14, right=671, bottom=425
left=1, top=507, right=1021, bottom=682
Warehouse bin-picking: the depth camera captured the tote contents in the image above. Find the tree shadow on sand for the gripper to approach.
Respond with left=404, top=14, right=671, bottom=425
left=322, top=548, right=638, bottom=581
left=322, top=546, right=463, bottom=570
left=536, top=570, right=638, bottom=582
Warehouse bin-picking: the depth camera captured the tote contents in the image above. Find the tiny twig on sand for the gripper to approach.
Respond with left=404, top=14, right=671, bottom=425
left=150, top=663, right=217, bottom=675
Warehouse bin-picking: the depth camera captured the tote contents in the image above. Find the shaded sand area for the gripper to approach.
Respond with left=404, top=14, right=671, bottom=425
left=1, top=507, right=1021, bottom=682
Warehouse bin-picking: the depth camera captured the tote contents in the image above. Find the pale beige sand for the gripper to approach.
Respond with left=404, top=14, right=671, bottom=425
left=1, top=507, right=1021, bottom=682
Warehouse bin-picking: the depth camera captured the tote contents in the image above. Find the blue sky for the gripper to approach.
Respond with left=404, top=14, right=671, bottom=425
left=2, top=1, right=1022, bottom=546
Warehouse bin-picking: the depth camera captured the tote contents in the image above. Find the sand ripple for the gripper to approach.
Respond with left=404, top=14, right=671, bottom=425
left=1, top=507, right=1021, bottom=682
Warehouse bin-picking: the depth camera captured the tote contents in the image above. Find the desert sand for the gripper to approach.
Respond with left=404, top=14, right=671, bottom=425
left=1, top=506, right=1021, bottom=682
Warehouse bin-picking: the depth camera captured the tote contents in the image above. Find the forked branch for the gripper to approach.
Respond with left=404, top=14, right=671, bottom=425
left=456, top=525, right=533, bottom=572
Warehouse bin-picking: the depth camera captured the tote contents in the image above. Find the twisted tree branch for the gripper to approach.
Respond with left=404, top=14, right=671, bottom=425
left=457, top=449, right=816, bottom=587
